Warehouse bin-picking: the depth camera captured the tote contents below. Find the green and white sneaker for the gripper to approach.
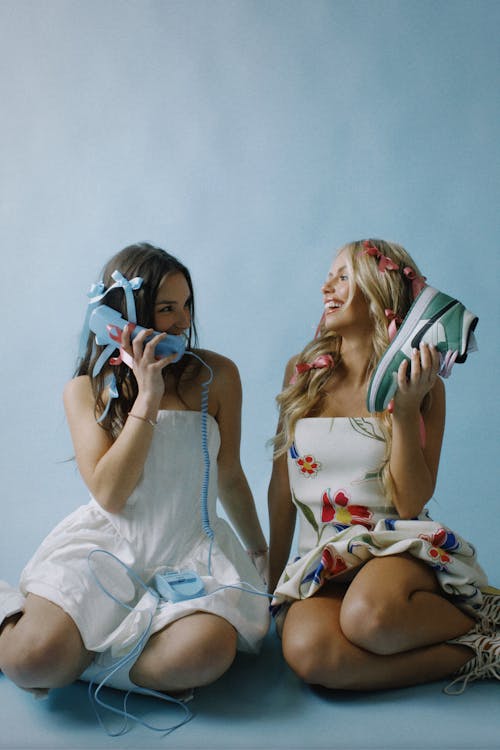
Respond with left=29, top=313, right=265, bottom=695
left=367, top=286, right=478, bottom=413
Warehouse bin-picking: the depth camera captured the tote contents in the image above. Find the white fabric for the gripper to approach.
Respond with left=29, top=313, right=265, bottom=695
left=272, top=417, right=488, bottom=616
left=0, top=581, right=25, bottom=625
left=20, top=411, right=270, bottom=674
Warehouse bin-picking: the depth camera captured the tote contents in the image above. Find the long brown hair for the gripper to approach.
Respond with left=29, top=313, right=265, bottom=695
left=76, top=242, right=199, bottom=439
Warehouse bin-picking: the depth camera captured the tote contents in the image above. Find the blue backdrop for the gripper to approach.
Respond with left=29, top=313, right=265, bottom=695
left=1, top=0, right=498, bottom=586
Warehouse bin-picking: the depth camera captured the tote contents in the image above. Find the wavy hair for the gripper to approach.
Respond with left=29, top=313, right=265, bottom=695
left=75, top=242, right=199, bottom=439
left=273, top=238, right=426, bottom=503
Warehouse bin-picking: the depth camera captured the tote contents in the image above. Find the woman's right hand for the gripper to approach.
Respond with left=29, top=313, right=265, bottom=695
left=120, top=324, right=178, bottom=407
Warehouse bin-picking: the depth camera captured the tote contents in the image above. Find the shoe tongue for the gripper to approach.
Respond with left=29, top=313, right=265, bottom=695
left=467, top=331, right=479, bottom=353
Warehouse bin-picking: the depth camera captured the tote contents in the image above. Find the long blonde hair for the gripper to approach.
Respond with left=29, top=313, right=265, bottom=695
left=273, top=238, right=426, bottom=502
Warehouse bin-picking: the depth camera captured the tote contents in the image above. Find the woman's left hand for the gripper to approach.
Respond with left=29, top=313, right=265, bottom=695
left=247, top=549, right=269, bottom=586
left=392, top=343, right=441, bottom=415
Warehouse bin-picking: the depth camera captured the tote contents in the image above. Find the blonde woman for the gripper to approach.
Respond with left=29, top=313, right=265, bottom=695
left=268, top=238, right=498, bottom=693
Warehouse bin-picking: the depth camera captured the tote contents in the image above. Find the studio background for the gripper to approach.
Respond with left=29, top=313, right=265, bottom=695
left=1, top=0, right=498, bottom=583
left=0, top=3, right=498, bottom=746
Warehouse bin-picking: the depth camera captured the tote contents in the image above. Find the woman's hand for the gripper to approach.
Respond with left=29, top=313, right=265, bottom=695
left=121, top=324, right=178, bottom=406
left=392, top=343, right=441, bottom=416
left=247, top=549, right=269, bottom=586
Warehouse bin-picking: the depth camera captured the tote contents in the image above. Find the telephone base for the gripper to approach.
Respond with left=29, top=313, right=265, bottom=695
left=152, top=570, right=206, bottom=602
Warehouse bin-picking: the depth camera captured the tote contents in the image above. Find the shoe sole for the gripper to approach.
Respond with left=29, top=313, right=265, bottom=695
left=367, top=286, right=478, bottom=412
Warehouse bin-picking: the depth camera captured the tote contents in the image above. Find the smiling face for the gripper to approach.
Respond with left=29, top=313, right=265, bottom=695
left=321, top=249, right=372, bottom=333
left=153, top=271, right=192, bottom=335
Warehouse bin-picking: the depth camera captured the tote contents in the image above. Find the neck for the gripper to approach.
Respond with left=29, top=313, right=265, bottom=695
left=337, top=335, right=373, bottom=387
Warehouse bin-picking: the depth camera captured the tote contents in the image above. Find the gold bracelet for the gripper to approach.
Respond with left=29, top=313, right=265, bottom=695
left=128, top=412, right=157, bottom=427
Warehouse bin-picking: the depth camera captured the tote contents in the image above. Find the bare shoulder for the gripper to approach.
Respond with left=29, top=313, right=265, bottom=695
left=194, top=350, right=242, bottom=419
left=194, top=349, right=241, bottom=384
left=63, top=374, right=94, bottom=409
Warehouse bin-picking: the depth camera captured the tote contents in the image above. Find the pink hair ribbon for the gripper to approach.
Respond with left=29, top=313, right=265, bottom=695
left=403, top=266, right=427, bottom=299
left=384, top=309, right=402, bottom=341
left=378, top=255, right=400, bottom=272
left=362, top=240, right=381, bottom=257
left=290, top=354, right=334, bottom=384
left=361, top=241, right=399, bottom=273
left=295, top=354, right=335, bottom=375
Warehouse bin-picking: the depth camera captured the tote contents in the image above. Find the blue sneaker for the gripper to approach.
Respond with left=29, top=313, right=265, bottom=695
left=367, top=286, right=478, bottom=413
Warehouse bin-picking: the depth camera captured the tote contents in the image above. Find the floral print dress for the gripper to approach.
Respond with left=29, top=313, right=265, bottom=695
left=271, top=417, right=488, bottom=622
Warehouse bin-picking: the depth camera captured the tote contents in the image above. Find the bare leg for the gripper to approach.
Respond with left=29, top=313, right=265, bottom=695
left=130, top=612, right=237, bottom=692
left=340, top=555, right=475, bottom=654
left=282, top=558, right=475, bottom=690
left=0, top=594, right=94, bottom=690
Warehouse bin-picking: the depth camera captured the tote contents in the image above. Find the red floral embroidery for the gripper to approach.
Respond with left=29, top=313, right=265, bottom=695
left=421, top=528, right=448, bottom=548
left=321, top=489, right=374, bottom=529
left=418, top=529, right=455, bottom=570
left=428, top=547, right=452, bottom=566
left=321, top=548, right=348, bottom=576
left=296, top=454, right=321, bottom=477
left=419, top=527, right=459, bottom=567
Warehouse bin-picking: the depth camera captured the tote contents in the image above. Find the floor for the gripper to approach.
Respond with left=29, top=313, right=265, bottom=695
left=1, top=622, right=498, bottom=750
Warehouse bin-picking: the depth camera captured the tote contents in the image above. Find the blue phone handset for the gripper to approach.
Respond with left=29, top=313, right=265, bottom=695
left=80, top=270, right=186, bottom=424
left=89, top=304, right=187, bottom=364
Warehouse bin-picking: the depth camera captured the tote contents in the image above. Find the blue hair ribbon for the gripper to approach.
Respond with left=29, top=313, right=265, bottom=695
left=77, top=270, right=143, bottom=421
left=78, top=271, right=143, bottom=362
left=96, top=374, right=119, bottom=424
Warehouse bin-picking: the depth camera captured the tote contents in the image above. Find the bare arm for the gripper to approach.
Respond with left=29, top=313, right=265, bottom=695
left=267, top=356, right=298, bottom=592
left=389, top=343, right=445, bottom=518
left=268, top=452, right=296, bottom=592
left=64, top=325, right=177, bottom=513
left=212, top=354, right=267, bottom=553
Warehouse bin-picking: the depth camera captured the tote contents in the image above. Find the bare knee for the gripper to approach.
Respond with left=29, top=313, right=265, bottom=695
left=1, top=616, right=91, bottom=689
left=131, top=615, right=238, bottom=690
left=283, top=628, right=323, bottom=684
left=185, top=625, right=237, bottom=684
left=282, top=623, right=350, bottom=688
left=340, top=591, right=399, bottom=655
left=2, top=632, right=79, bottom=688
left=283, top=628, right=363, bottom=689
